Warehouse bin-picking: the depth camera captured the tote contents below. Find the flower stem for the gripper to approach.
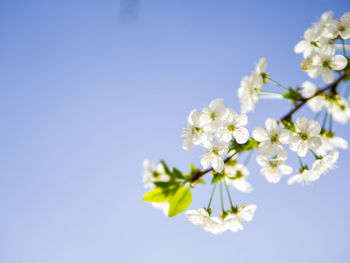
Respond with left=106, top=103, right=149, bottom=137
left=341, top=38, right=347, bottom=57
left=244, top=150, right=254, bottom=166
left=298, top=156, right=304, bottom=169
left=309, top=149, right=320, bottom=159
left=329, top=104, right=333, bottom=132
left=321, top=110, right=329, bottom=131
left=207, top=183, right=217, bottom=211
left=314, top=107, right=325, bottom=121
left=267, top=77, right=289, bottom=91
left=220, top=182, right=224, bottom=211
left=224, top=180, right=234, bottom=209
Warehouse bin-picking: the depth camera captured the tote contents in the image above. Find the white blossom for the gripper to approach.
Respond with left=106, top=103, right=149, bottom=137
left=324, top=12, right=350, bottom=39
left=312, top=150, right=339, bottom=177
left=200, top=98, right=227, bottom=132
left=287, top=169, right=320, bottom=185
left=256, top=155, right=293, bottom=183
left=221, top=204, right=257, bottom=232
left=254, top=57, right=268, bottom=84
left=253, top=118, right=290, bottom=159
left=225, top=164, right=253, bottom=193
left=142, top=160, right=171, bottom=216
left=185, top=208, right=223, bottom=234
left=142, top=159, right=169, bottom=189
left=216, top=109, right=249, bottom=144
left=295, top=26, right=327, bottom=59
left=316, top=134, right=348, bottom=155
left=182, top=109, right=202, bottom=151
left=330, top=97, right=350, bottom=124
left=289, top=117, right=322, bottom=157
left=300, top=45, right=347, bottom=83
left=238, top=58, right=267, bottom=113
left=200, top=134, right=229, bottom=173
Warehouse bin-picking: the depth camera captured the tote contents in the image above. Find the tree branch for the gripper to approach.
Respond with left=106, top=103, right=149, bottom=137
left=191, top=73, right=347, bottom=183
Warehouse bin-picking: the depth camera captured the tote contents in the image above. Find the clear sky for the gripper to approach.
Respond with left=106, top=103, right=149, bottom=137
left=1, top=1, right=350, bottom=262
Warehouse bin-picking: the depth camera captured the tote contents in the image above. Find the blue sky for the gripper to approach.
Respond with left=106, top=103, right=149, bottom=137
left=1, top=1, right=350, bottom=262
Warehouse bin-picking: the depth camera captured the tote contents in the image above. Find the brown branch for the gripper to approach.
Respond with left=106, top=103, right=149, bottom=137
left=191, top=73, right=347, bottom=183
left=279, top=74, right=346, bottom=123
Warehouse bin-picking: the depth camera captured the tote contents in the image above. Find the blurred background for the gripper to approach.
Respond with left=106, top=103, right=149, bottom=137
left=1, top=0, right=350, bottom=262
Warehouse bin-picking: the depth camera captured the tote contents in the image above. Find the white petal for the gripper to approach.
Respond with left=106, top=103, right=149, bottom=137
left=294, top=40, right=307, bottom=54
left=279, top=165, right=293, bottom=175
left=211, top=155, right=225, bottom=173
left=232, top=179, right=253, bottom=193
left=235, top=113, right=248, bottom=127
left=256, top=155, right=268, bottom=167
left=296, top=116, right=308, bottom=132
left=279, top=129, right=291, bottom=144
left=297, top=141, right=308, bottom=157
left=265, top=118, right=278, bottom=134
left=232, top=127, right=249, bottom=144
left=331, top=55, right=347, bottom=70
left=322, top=69, right=334, bottom=84
left=200, top=152, right=213, bottom=169
left=275, top=144, right=288, bottom=159
left=258, top=141, right=275, bottom=157
left=308, top=136, right=322, bottom=150
left=253, top=126, right=269, bottom=142
left=287, top=174, right=303, bottom=185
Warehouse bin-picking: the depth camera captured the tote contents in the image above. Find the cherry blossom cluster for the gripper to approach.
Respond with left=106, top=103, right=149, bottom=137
left=142, top=10, right=350, bottom=235
left=182, top=98, right=249, bottom=172
left=295, top=11, right=349, bottom=83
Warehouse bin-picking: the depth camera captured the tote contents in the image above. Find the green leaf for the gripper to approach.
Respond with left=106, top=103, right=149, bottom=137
left=142, top=186, right=179, bottom=203
left=168, top=187, right=192, bottom=217
left=172, top=168, right=185, bottom=179
left=153, top=181, right=178, bottom=188
left=160, top=160, right=172, bottom=176
left=282, top=87, right=303, bottom=101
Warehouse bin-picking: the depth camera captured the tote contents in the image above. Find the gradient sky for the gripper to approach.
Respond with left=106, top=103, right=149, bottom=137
left=1, top=1, right=350, bottom=263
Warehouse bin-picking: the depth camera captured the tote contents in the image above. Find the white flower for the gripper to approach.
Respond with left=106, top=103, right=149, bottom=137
left=287, top=169, right=320, bottom=185
left=152, top=202, right=169, bottom=216
left=312, top=150, right=339, bottom=177
left=182, top=109, right=202, bottom=151
left=142, top=159, right=169, bottom=189
left=254, top=57, right=267, bottom=84
left=238, top=72, right=262, bottom=113
left=330, top=97, right=350, bottom=124
left=316, top=134, right=348, bottom=155
left=295, top=26, right=326, bottom=59
left=324, top=12, right=350, bottom=39
left=301, top=45, right=347, bottom=83
left=221, top=204, right=257, bottom=232
left=200, top=134, right=228, bottom=173
left=225, top=164, right=253, bottom=193
left=256, top=155, right=293, bottom=183
left=301, top=81, right=327, bottom=112
left=216, top=109, right=249, bottom=144
left=253, top=118, right=290, bottom=159
left=200, top=98, right=227, bottom=132
left=289, top=117, right=322, bottom=157
left=185, top=208, right=223, bottom=234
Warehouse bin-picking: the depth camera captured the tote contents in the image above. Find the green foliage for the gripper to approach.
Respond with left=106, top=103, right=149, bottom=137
left=229, top=138, right=258, bottom=152
left=168, top=187, right=192, bottom=217
left=282, top=87, right=303, bottom=102
left=211, top=172, right=225, bottom=184
left=142, top=185, right=180, bottom=203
